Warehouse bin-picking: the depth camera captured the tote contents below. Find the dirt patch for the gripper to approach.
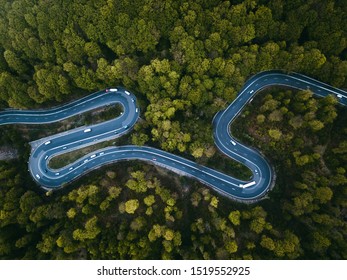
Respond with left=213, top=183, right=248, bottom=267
left=0, top=146, right=18, bottom=160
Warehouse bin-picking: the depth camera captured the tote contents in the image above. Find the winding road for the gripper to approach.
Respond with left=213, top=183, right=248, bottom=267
left=0, top=70, right=346, bottom=202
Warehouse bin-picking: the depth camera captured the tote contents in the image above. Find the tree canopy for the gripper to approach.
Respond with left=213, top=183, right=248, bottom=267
left=0, top=0, right=346, bottom=260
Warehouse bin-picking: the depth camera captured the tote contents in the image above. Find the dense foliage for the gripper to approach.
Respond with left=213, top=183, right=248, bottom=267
left=0, top=0, right=346, bottom=259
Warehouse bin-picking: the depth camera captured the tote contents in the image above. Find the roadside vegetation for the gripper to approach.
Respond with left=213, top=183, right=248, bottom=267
left=0, top=0, right=346, bottom=259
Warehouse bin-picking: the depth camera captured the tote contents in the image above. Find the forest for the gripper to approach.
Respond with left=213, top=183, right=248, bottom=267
left=0, top=0, right=346, bottom=259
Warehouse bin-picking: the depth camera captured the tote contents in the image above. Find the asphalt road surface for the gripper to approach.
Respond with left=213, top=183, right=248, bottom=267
left=0, top=71, right=346, bottom=202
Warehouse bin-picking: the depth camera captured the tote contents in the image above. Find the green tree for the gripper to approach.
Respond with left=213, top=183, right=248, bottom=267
left=125, top=199, right=140, bottom=214
left=73, top=216, right=101, bottom=241
left=268, top=129, right=282, bottom=140
left=228, top=210, right=241, bottom=226
left=260, top=235, right=275, bottom=251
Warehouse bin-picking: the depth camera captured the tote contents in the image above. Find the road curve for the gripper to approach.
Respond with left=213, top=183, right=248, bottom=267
left=0, top=70, right=346, bottom=202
